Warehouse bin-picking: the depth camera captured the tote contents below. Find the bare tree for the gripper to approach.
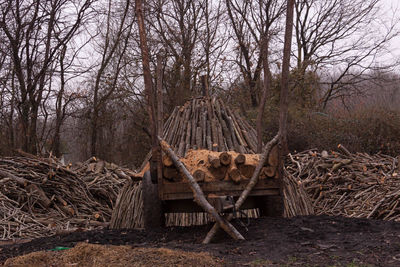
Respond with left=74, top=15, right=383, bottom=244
left=149, top=0, right=205, bottom=107
left=50, top=43, right=86, bottom=157
left=225, top=0, right=285, bottom=108
left=197, top=1, right=231, bottom=95
left=0, top=0, right=93, bottom=154
left=279, top=0, right=295, bottom=153
left=89, top=0, right=135, bottom=156
left=0, top=40, right=15, bottom=153
left=294, top=0, right=400, bottom=109
left=136, top=0, right=156, bottom=141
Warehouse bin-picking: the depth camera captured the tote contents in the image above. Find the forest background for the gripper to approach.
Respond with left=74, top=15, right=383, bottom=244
left=0, top=0, right=399, bottom=168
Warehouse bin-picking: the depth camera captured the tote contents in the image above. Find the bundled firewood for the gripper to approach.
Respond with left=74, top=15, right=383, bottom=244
left=285, top=146, right=400, bottom=221
left=110, top=181, right=144, bottom=229
left=0, top=155, right=128, bottom=239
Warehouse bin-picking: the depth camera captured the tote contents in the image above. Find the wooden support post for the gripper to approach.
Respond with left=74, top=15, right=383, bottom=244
left=136, top=0, right=158, bottom=183
left=158, top=136, right=245, bottom=241
left=203, top=133, right=280, bottom=244
left=156, top=54, right=164, bottom=191
left=157, top=55, right=164, bottom=137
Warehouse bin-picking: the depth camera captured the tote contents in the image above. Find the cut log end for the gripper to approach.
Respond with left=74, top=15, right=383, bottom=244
left=163, top=156, right=173, bottom=167
left=163, top=167, right=179, bottom=181
left=219, top=152, right=232, bottom=166
left=238, top=164, right=255, bottom=179
left=262, top=166, right=276, bottom=178
left=229, top=167, right=241, bottom=183
left=268, top=145, right=279, bottom=167
left=209, top=166, right=228, bottom=181
left=193, top=169, right=206, bottom=182
left=208, top=154, right=221, bottom=168
left=234, top=154, right=246, bottom=165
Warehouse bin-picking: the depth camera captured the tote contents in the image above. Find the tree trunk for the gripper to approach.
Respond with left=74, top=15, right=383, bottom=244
left=256, top=35, right=272, bottom=153
left=90, top=108, right=99, bottom=156
left=279, top=0, right=295, bottom=154
left=249, top=80, right=258, bottom=107
left=156, top=54, right=164, bottom=186
left=28, top=105, right=39, bottom=154
left=52, top=45, right=67, bottom=157
left=8, top=74, right=16, bottom=150
left=20, top=102, right=30, bottom=152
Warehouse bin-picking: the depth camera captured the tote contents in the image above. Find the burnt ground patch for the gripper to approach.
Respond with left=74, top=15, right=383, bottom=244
left=2, top=215, right=400, bottom=266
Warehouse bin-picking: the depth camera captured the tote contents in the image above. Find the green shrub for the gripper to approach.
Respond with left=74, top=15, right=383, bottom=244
left=254, top=105, right=400, bottom=156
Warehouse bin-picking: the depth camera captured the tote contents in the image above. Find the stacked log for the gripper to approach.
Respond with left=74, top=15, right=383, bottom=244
left=132, top=97, right=264, bottom=180
left=109, top=181, right=143, bottom=229
left=161, top=149, right=279, bottom=183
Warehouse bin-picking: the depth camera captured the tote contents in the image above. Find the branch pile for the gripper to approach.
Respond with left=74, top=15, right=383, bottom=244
left=0, top=155, right=129, bottom=240
left=72, top=157, right=137, bottom=208
left=285, top=147, right=400, bottom=221
left=162, top=97, right=259, bottom=157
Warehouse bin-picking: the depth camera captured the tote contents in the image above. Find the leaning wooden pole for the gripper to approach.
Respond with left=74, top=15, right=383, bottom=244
left=203, top=133, right=280, bottom=244
left=158, top=136, right=245, bottom=241
left=156, top=54, right=164, bottom=191
left=135, top=0, right=158, bottom=179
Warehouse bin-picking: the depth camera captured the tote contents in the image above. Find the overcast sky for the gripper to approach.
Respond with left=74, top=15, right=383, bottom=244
left=382, top=0, right=400, bottom=58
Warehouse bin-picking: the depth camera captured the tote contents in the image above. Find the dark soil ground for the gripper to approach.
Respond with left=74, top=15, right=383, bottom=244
left=1, top=215, right=400, bottom=266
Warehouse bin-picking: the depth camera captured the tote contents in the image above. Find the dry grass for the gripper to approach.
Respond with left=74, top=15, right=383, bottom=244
left=3, top=242, right=222, bottom=267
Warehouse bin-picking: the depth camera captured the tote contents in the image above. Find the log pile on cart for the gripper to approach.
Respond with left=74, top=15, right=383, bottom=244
left=111, top=97, right=269, bottom=229
left=110, top=97, right=311, bottom=230
left=162, top=149, right=279, bottom=184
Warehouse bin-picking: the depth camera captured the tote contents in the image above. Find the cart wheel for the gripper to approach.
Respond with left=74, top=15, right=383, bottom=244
left=143, top=171, right=164, bottom=229
left=257, top=195, right=284, bottom=217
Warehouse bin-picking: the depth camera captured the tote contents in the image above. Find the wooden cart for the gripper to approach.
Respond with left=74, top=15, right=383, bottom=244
left=142, top=148, right=283, bottom=228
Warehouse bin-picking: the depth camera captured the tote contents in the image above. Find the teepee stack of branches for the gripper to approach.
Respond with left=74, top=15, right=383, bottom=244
left=161, top=97, right=259, bottom=156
